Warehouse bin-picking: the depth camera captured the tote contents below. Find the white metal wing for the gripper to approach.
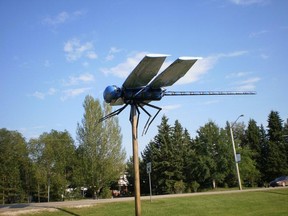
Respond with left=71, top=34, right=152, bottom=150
left=122, top=54, right=168, bottom=88
left=149, top=57, right=198, bottom=88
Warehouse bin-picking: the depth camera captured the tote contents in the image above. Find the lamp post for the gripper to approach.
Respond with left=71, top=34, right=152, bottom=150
left=229, top=114, right=244, bottom=190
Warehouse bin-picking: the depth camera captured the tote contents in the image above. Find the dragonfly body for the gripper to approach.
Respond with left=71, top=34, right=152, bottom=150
left=104, top=85, right=164, bottom=105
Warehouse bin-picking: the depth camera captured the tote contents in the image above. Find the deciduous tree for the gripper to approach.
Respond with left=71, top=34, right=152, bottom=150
left=77, top=95, right=125, bottom=198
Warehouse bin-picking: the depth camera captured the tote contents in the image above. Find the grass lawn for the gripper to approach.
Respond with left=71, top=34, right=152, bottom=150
left=16, top=188, right=288, bottom=216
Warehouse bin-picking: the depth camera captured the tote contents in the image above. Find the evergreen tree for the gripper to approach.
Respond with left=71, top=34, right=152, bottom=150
left=141, top=116, right=193, bottom=194
left=142, top=116, right=191, bottom=194
left=284, top=119, right=288, bottom=169
left=141, top=115, right=173, bottom=194
left=245, top=119, right=262, bottom=184
left=170, top=120, right=186, bottom=183
left=246, top=119, right=261, bottom=156
left=267, top=111, right=283, bottom=141
left=266, top=111, right=288, bottom=179
left=259, top=124, right=269, bottom=183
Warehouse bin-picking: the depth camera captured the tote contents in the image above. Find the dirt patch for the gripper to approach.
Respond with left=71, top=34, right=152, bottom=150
left=70, top=204, right=93, bottom=208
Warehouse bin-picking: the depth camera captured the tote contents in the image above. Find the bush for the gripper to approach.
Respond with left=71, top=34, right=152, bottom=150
left=100, top=187, right=112, bottom=199
left=191, top=181, right=200, bottom=192
left=174, top=180, right=185, bottom=194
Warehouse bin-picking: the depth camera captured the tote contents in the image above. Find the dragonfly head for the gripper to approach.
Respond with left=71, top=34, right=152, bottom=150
left=103, top=85, right=122, bottom=103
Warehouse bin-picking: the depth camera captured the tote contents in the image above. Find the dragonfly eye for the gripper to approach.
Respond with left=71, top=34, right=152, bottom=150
left=103, top=85, right=121, bottom=103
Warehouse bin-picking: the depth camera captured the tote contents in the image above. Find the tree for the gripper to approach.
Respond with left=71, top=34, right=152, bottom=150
left=267, top=111, right=283, bottom=141
left=284, top=119, right=288, bottom=168
left=141, top=115, right=173, bottom=194
left=258, top=124, right=269, bottom=183
left=238, top=147, right=260, bottom=187
left=266, top=111, right=288, bottom=179
left=244, top=119, right=262, bottom=185
left=141, top=116, right=190, bottom=194
left=0, top=128, right=30, bottom=204
left=245, top=119, right=261, bottom=156
left=171, top=120, right=188, bottom=182
left=77, top=95, right=125, bottom=198
left=28, top=130, right=76, bottom=202
left=193, top=121, right=231, bottom=189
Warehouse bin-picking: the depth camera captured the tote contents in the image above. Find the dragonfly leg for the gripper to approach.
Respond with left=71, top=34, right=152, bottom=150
left=137, top=103, right=152, bottom=136
left=98, top=103, right=128, bottom=123
left=139, top=102, right=162, bottom=135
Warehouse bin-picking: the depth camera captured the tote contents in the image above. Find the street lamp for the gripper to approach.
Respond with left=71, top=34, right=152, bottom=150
left=229, top=114, right=244, bottom=190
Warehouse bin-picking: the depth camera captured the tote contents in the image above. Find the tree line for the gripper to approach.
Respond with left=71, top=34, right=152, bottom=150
left=0, top=95, right=126, bottom=204
left=1, top=94, right=288, bottom=203
left=127, top=110, right=288, bottom=195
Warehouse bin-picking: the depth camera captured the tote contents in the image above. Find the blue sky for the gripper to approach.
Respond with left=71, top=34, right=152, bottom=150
left=1, top=0, right=288, bottom=157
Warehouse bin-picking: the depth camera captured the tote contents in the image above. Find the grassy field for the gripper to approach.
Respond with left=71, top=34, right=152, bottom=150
left=8, top=188, right=288, bottom=216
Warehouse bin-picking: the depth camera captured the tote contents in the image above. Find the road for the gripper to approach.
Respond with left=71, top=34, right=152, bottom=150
left=0, top=187, right=286, bottom=215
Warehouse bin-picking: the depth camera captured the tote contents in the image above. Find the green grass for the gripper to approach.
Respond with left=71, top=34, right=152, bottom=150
left=21, top=188, right=288, bottom=216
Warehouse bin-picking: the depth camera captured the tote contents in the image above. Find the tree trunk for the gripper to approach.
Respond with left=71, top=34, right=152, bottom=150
left=212, top=179, right=216, bottom=189
left=37, top=183, right=40, bottom=203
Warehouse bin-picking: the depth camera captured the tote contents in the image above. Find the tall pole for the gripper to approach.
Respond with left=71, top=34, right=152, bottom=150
left=229, top=114, right=243, bottom=190
left=130, top=104, right=141, bottom=216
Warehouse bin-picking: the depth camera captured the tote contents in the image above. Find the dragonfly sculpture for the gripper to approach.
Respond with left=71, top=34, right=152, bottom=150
left=100, top=54, right=255, bottom=134
left=100, top=54, right=255, bottom=216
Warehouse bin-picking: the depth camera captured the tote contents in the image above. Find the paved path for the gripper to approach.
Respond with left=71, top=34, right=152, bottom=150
left=0, top=187, right=286, bottom=215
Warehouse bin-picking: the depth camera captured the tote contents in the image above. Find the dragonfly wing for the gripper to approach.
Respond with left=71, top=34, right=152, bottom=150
left=149, top=57, right=199, bottom=88
left=123, top=54, right=168, bottom=88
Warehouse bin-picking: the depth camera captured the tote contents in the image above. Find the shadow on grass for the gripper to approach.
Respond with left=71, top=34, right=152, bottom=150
left=33, top=206, right=81, bottom=216
left=56, top=207, right=80, bottom=216
left=0, top=204, right=80, bottom=216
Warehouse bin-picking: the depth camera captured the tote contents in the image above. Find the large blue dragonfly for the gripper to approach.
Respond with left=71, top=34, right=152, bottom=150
left=100, top=54, right=255, bottom=134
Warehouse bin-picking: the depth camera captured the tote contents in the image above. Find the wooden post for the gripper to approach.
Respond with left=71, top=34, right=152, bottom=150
left=130, top=104, right=141, bottom=216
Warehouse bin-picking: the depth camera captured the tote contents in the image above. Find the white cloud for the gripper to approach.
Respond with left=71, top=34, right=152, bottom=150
left=42, top=10, right=85, bottom=26
left=228, top=0, right=268, bottom=5
left=160, top=104, right=182, bottom=115
left=225, top=72, right=250, bottom=79
left=215, top=50, right=249, bottom=58
left=61, top=87, right=92, bottom=101
left=64, top=38, right=98, bottom=62
left=226, top=69, right=260, bottom=91
left=82, top=62, right=89, bottom=67
left=177, top=51, right=248, bottom=85
left=86, top=51, right=98, bottom=59
left=105, top=47, right=122, bottom=61
left=43, top=11, right=69, bottom=25
left=32, top=91, right=45, bottom=100
left=235, top=77, right=261, bottom=91
left=48, top=88, right=57, bottom=95
left=203, top=100, right=220, bottom=105
left=176, top=57, right=215, bottom=85
left=249, top=30, right=268, bottom=38
left=31, top=88, right=57, bottom=100
left=161, top=104, right=182, bottom=111
left=260, top=53, right=269, bottom=59
left=101, top=52, right=148, bottom=78
left=63, top=73, right=95, bottom=86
